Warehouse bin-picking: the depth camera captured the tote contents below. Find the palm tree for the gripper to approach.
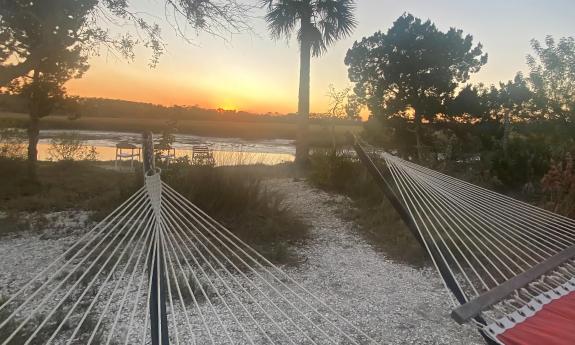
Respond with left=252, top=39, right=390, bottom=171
left=263, top=0, right=356, bottom=164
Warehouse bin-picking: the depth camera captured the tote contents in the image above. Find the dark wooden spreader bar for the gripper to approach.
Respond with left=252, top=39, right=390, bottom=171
left=451, top=244, right=575, bottom=324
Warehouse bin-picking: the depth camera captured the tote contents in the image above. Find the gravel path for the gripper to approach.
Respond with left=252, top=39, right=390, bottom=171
left=266, top=178, right=484, bottom=344
left=0, top=211, right=92, bottom=296
left=0, top=180, right=484, bottom=344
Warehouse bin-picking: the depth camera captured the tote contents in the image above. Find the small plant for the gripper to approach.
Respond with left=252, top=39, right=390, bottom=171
left=48, top=132, right=98, bottom=161
left=489, top=135, right=551, bottom=191
left=309, top=148, right=358, bottom=193
left=0, top=128, right=26, bottom=159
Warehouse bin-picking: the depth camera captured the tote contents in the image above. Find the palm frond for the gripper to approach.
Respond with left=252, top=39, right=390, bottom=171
left=264, top=0, right=356, bottom=56
left=263, top=0, right=301, bottom=40
left=314, top=0, right=356, bottom=47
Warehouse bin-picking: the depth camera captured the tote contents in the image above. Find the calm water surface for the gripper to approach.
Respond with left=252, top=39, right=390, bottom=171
left=37, top=130, right=295, bottom=166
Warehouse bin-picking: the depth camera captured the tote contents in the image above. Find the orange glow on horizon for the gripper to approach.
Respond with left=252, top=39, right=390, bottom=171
left=66, top=78, right=294, bottom=115
left=64, top=64, right=303, bottom=116
left=67, top=73, right=371, bottom=121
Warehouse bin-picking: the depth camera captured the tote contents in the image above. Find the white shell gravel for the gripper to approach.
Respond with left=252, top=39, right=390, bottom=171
left=0, top=180, right=485, bottom=344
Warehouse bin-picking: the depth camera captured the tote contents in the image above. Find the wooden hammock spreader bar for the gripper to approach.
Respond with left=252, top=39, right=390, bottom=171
left=452, top=244, right=575, bottom=324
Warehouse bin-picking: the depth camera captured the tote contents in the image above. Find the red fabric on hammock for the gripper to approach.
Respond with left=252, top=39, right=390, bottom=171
left=497, top=290, right=575, bottom=345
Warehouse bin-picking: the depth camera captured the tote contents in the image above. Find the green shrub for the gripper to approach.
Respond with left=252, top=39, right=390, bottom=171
left=309, top=148, right=358, bottom=193
left=541, top=152, right=575, bottom=217
left=489, top=136, right=551, bottom=190
left=47, top=132, right=98, bottom=161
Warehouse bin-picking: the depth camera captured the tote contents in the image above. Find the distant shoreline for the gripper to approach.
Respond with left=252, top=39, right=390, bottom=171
left=0, top=111, right=361, bottom=145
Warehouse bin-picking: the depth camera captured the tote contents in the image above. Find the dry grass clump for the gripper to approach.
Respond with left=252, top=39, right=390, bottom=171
left=162, top=163, right=309, bottom=264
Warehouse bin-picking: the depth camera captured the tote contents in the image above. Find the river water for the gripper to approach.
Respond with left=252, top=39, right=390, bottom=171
left=36, top=130, right=295, bottom=166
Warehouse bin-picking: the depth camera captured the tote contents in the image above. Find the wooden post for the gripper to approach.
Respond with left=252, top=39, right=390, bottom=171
left=142, top=132, right=170, bottom=345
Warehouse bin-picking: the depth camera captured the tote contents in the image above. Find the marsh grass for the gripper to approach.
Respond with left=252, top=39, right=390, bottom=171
left=0, top=112, right=361, bottom=146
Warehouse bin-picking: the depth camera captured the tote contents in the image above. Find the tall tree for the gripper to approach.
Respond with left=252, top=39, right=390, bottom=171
left=2, top=0, right=92, bottom=179
left=0, top=0, right=252, bottom=179
left=263, top=0, right=356, bottom=165
left=345, top=13, right=487, bottom=160
left=527, top=36, right=575, bottom=123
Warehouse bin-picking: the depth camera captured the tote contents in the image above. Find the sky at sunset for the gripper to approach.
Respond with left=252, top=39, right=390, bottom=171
left=66, top=0, right=575, bottom=115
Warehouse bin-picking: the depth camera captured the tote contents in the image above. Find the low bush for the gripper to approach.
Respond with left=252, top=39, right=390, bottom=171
left=541, top=152, right=575, bottom=217
left=47, top=132, right=98, bottom=161
left=489, top=136, right=551, bottom=191
left=161, top=162, right=309, bottom=264
left=0, top=128, right=26, bottom=159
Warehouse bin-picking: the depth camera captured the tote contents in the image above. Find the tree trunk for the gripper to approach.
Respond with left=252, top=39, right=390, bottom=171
left=295, top=22, right=312, bottom=166
left=27, top=69, right=41, bottom=181
left=414, top=112, right=423, bottom=162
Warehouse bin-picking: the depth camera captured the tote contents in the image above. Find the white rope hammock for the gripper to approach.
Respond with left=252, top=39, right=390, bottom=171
left=364, top=149, right=575, bottom=343
left=0, top=170, right=376, bottom=344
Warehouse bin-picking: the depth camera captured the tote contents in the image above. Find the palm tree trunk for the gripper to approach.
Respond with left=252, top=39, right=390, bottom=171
left=295, top=30, right=312, bottom=166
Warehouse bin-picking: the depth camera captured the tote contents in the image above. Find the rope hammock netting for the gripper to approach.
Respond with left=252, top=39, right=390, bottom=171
left=353, top=139, right=575, bottom=345
left=0, top=135, right=375, bottom=345
left=3, top=132, right=574, bottom=345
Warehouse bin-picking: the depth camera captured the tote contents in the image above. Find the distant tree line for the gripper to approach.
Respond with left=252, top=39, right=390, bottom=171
left=0, top=94, right=361, bottom=126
